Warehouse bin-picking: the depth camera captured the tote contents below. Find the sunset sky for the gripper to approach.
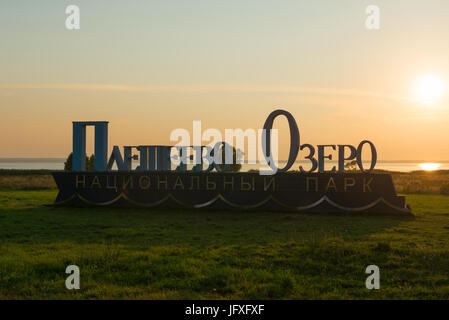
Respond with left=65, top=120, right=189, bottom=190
left=1, top=0, right=449, bottom=160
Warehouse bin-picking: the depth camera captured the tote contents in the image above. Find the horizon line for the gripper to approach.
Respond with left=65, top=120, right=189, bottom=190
left=1, top=158, right=448, bottom=163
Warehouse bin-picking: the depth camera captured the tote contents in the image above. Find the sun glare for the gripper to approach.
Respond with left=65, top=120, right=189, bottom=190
left=416, top=76, right=445, bottom=105
left=419, top=163, right=441, bottom=171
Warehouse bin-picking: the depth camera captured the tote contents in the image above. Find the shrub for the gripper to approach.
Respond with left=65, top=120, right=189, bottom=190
left=64, top=153, right=95, bottom=171
left=440, top=183, right=449, bottom=195
left=344, top=160, right=358, bottom=171
left=214, top=144, right=242, bottom=172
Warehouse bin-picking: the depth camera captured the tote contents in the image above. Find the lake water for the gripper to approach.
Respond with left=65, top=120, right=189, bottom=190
left=1, top=159, right=449, bottom=172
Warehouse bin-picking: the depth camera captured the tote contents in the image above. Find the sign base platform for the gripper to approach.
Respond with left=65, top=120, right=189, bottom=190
left=52, top=172, right=412, bottom=216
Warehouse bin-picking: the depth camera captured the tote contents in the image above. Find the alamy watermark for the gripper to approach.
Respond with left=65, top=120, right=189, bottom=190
left=365, top=5, right=380, bottom=30
left=170, top=121, right=280, bottom=175
left=65, top=265, right=80, bottom=290
left=365, top=265, right=380, bottom=289
left=65, top=5, right=80, bottom=30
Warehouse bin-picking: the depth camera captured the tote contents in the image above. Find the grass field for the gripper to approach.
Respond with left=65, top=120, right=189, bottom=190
left=0, top=189, right=448, bottom=299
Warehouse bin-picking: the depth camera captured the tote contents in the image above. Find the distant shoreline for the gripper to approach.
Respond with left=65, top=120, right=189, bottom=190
left=1, top=158, right=449, bottom=163
left=0, top=158, right=65, bottom=163
left=1, top=158, right=449, bottom=173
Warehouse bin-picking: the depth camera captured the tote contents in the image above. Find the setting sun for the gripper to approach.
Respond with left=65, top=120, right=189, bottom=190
left=419, top=162, right=441, bottom=171
left=416, top=75, right=445, bottom=105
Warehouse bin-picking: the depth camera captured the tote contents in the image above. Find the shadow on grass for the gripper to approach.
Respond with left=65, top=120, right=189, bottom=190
left=0, top=201, right=406, bottom=248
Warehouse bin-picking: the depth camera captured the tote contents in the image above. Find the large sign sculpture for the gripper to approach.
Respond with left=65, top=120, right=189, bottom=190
left=52, top=110, right=412, bottom=215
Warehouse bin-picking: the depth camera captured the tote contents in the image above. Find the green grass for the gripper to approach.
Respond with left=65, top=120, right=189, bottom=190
left=0, top=190, right=448, bottom=299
